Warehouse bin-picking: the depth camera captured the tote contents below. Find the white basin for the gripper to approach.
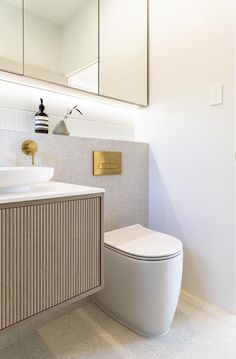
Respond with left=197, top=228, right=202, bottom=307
left=0, top=167, right=54, bottom=193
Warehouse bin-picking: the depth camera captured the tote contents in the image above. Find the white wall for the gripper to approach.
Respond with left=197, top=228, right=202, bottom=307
left=136, top=0, right=236, bottom=311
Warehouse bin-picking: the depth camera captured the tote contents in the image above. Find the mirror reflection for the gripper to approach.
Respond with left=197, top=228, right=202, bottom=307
left=24, top=0, right=98, bottom=93
left=0, top=0, right=148, bottom=111
left=0, top=0, right=23, bottom=74
left=99, top=0, right=148, bottom=106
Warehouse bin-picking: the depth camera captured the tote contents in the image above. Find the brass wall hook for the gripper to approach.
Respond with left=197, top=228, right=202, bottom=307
left=22, top=140, right=38, bottom=165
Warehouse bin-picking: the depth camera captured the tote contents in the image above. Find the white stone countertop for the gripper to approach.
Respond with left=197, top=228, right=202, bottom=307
left=0, top=181, right=105, bottom=204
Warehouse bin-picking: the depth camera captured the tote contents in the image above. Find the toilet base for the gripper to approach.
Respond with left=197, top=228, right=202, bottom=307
left=94, top=245, right=183, bottom=336
left=93, top=297, right=171, bottom=337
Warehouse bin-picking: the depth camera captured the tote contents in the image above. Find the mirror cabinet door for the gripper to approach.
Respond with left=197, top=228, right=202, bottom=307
left=24, top=0, right=99, bottom=94
left=0, top=0, right=23, bottom=75
left=99, top=0, right=148, bottom=106
left=0, top=0, right=148, bottom=106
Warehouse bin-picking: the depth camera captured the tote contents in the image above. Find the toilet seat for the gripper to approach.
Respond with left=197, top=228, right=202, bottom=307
left=104, top=224, right=183, bottom=261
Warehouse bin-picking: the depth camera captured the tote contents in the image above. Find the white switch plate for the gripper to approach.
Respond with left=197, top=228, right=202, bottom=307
left=209, top=83, right=223, bottom=106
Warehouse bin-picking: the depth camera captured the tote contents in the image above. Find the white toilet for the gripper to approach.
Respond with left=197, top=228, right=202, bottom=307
left=94, top=224, right=183, bottom=337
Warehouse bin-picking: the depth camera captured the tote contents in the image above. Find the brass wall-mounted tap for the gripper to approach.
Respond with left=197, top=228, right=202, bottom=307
left=22, top=140, right=38, bottom=165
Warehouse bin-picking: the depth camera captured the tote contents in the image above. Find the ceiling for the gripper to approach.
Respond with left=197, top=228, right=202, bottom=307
left=3, top=0, right=89, bottom=25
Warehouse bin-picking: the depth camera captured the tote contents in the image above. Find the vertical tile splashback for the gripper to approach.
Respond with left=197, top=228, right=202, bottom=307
left=0, top=108, right=34, bottom=132
left=0, top=80, right=136, bottom=141
left=0, top=107, right=134, bottom=140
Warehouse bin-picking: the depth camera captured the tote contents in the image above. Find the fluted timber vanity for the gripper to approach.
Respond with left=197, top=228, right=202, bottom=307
left=0, top=181, right=104, bottom=331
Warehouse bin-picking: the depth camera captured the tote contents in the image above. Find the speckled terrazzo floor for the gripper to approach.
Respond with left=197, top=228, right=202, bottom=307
left=1, top=291, right=236, bottom=359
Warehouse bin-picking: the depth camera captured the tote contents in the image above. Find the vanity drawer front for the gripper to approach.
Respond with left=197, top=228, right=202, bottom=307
left=0, top=196, right=103, bottom=330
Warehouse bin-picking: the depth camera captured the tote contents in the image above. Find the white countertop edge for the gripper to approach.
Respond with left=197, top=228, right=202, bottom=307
left=0, top=181, right=105, bottom=204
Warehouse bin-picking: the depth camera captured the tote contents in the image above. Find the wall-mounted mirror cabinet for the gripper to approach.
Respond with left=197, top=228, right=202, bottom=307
left=24, top=0, right=99, bottom=94
left=0, top=0, right=23, bottom=75
left=0, top=0, right=147, bottom=106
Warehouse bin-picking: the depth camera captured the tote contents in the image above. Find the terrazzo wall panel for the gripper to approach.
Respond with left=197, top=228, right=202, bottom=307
left=0, top=129, right=148, bottom=231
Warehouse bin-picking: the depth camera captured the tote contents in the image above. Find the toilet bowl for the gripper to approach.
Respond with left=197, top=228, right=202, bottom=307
left=94, top=224, right=183, bottom=337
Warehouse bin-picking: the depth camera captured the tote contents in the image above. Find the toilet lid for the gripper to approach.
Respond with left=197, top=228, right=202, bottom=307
left=105, top=224, right=183, bottom=259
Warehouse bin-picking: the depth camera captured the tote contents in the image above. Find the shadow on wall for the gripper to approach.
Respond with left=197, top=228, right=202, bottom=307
left=148, top=149, right=210, bottom=298
left=183, top=247, right=211, bottom=300
left=148, top=148, right=185, bottom=238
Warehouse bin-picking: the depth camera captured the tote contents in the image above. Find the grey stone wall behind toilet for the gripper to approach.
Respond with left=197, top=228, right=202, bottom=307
left=0, top=130, right=148, bottom=231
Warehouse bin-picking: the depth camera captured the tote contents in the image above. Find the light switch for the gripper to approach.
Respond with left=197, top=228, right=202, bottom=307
left=209, top=83, right=223, bottom=106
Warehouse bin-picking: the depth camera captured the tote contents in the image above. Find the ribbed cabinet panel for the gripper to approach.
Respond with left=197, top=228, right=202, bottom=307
left=0, top=197, right=101, bottom=330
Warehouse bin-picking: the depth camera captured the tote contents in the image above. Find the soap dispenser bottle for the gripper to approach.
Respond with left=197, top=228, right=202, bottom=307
left=35, top=98, right=49, bottom=134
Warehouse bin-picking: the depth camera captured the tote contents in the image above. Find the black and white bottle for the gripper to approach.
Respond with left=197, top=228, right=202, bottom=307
left=35, top=98, right=49, bottom=134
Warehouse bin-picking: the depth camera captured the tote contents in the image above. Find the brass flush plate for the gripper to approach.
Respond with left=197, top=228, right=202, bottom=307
left=93, top=151, right=122, bottom=176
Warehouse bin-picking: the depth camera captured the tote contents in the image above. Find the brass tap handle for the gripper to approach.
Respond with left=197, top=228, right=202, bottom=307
left=22, top=140, right=38, bottom=166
